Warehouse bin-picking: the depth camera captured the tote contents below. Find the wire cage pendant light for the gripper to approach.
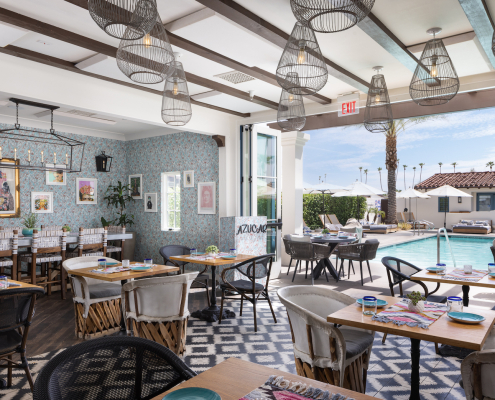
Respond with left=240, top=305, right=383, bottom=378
left=161, top=54, right=192, bottom=126
left=276, top=22, right=328, bottom=96
left=89, top=0, right=158, bottom=40
left=492, top=30, right=495, bottom=57
left=277, top=73, right=306, bottom=131
left=364, top=66, right=393, bottom=133
left=290, top=0, right=375, bottom=33
left=409, top=28, right=459, bottom=106
left=117, top=15, right=174, bottom=84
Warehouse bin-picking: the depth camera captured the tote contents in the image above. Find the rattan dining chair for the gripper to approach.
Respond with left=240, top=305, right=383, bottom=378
left=286, top=240, right=332, bottom=285
left=66, top=227, right=108, bottom=258
left=337, top=239, right=379, bottom=285
left=105, top=225, right=126, bottom=261
left=0, top=229, right=18, bottom=281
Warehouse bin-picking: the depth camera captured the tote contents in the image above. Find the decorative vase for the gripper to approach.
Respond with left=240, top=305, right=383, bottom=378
left=207, top=252, right=217, bottom=257
left=22, top=228, right=38, bottom=236
left=408, top=300, right=425, bottom=313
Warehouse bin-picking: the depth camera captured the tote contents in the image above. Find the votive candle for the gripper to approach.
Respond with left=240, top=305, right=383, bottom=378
left=41, top=151, right=44, bottom=163
left=53, top=152, right=56, bottom=164
left=65, top=153, right=68, bottom=164
left=28, top=149, right=31, bottom=162
left=0, top=146, right=3, bottom=159
left=14, top=148, right=17, bottom=161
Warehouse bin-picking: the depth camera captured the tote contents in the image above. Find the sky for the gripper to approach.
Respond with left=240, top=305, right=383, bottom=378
left=303, top=107, right=495, bottom=192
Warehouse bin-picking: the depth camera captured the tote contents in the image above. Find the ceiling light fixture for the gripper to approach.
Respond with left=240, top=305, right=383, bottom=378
left=364, top=66, right=393, bottom=133
left=409, top=28, right=459, bottom=106
left=277, top=72, right=306, bottom=131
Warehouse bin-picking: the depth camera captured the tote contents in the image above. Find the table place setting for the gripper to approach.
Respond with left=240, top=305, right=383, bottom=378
left=426, top=263, right=488, bottom=282
left=90, top=259, right=155, bottom=274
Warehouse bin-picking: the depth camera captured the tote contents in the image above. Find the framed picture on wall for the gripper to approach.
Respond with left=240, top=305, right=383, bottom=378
left=144, top=193, right=157, bottom=212
left=198, top=182, right=216, bottom=214
left=129, top=174, right=143, bottom=199
left=184, top=170, right=194, bottom=188
left=0, top=159, right=20, bottom=218
left=76, top=178, right=97, bottom=204
left=46, top=164, right=67, bottom=186
left=31, top=192, right=53, bottom=213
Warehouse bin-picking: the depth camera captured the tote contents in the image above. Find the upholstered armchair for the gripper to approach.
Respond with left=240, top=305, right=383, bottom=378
left=277, top=285, right=375, bottom=393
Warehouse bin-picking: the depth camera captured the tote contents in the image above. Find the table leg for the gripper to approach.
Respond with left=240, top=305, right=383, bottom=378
left=117, top=279, right=128, bottom=335
left=409, top=338, right=421, bottom=400
left=462, top=285, right=470, bottom=307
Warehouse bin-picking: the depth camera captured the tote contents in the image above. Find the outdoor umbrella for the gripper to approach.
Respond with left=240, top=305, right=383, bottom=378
left=425, top=185, right=472, bottom=228
left=303, top=182, right=347, bottom=216
left=332, top=180, right=385, bottom=219
left=397, top=188, right=430, bottom=225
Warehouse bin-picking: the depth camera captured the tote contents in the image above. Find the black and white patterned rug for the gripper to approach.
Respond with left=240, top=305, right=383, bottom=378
left=1, top=296, right=467, bottom=400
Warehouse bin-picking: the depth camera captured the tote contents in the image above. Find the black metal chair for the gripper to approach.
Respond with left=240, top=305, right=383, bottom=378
left=0, top=286, right=45, bottom=391
left=33, top=336, right=196, bottom=400
left=491, top=246, right=495, bottom=263
left=338, top=239, right=379, bottom=285
left=160, top=245, right=209, bottom=304
left=283, top=237, right=301, bottom=276
left=219, top=254, right=276, bottom=332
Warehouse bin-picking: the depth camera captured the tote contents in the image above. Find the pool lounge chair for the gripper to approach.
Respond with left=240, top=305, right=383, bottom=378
left=361, top=223, right=398, bottom=234
left=396, top=212, right=405, bottom=223
left=452, top=219, right=492, bottom=234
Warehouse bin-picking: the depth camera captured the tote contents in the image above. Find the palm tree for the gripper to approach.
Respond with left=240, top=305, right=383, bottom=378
left=403, top=165, right=408, bottom=190
left=359, top=166, right=363, bottom=182
left=439, top=162, right=443, bottom=173
left=487, top=161, right=494, bottom=171
left=419, top=163, right=425, bottom=183
left=396, top=158, right=400, bottom=182
left=378, top=167, right=383, bottom=191
left=451, top=162, right=458, bottom=173
left=364, top=169, right=368, bottom=183
left=412, top=166, right=416, bottom=187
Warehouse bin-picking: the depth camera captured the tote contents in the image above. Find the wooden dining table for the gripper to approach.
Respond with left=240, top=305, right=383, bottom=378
left=327, top=294, right=495, bottom=400
left=156, top=357, right=376, bottom=400
left=3, top=279, right=42, bottom=290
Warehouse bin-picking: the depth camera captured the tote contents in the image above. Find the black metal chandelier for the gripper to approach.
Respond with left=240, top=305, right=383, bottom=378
left=276, top=22, right=328, bottom=96
left=89, top=0, right=158, bottom=40
left=277, top=73, right=306, bottom=131
left=409, top=28, right=459, bottom=106
left=161, top=54, right=192, bottom=126
left=290, top=0, right=375, bottom=33
left=116, top=15, right=174, bottom=84
left=492, top=30, right=495, bottom=56
left=0, top=99, right=85, bottom=172
left=364, top=67, right=393, bottom=133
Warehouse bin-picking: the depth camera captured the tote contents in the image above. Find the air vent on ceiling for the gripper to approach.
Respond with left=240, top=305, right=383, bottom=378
left=215, top=70, right=255, bottom=85
left=34, top=109, right=116, bottom=125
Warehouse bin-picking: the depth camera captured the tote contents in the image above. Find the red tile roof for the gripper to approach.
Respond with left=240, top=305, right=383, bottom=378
left=415, top=172, right=495, bottom=190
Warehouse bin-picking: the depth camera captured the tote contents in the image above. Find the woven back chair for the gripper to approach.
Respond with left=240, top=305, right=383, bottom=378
left=67, top=227, right=107, bottom=258
left=337, top=240, right=379, bottom=285
left=33, top=336, right=197, bottom=400
left=0, top=286, right=45, bottom=391
left=286, top=241, right=332, bottom=285
left=105, top=225, right=125, bottom=261
left=0, top=226, right=23, bottom=232
left=219, top=254, right=276, bottom=332
left=283, top=237, right=301, bottom=277
left=0, top=229, right=18, bottom=280
left=122, top=272, right=198, bottom=357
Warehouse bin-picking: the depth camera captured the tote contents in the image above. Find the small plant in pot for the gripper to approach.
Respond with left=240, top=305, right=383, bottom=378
left=406, top=291, right=426, bottom=313
left=205, top=245, right=219, bottom=257
left=321, top=228, right=330, bottom=236
left=21, top=212, right=39, bottom=236
left=101, top=181, right=135, bottom=228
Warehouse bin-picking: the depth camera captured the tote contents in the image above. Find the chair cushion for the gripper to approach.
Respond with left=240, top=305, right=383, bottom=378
left=0, top=330, right=22, bottom=355
left=426, top=295, right=447, bottom=303
left=20, top=253, right=62, bottom=263
left=220, top=280, right=264, bottom=291
left=0, top=257, right=13, bottom=267
left=340, top=328, right=374, bottom=359
left=89, top=282, right=122, bottom=299
left=106, top=246, right=122, bottom=253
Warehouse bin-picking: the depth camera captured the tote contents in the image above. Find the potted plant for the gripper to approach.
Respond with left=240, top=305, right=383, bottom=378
left=205, top=245, right=219, bottom=256
left=102, top=181, right=135, bottom=260
left=21, top=212, right=39, bottom=236
left=406, top=291, right=426, bottom=313
left=63, top=224, right=71, bottom=232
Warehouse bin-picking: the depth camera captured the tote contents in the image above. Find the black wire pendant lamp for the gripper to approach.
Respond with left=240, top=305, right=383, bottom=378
left=364, top=66, right=393, bottom=133
left=492, top=30, right=495, bottom=56
left=290, top=0, right=375, bottom=33
left=276, top=22, right=328, bottom=96
left=161, top=53, right=192, bottom=126
left=89, top=0, right=158, bottom=40
left=116, top=15, right=175, bottom=84
left=277, top=72, right=306, bottom=131
left=409, top=28, right=459, bottom=106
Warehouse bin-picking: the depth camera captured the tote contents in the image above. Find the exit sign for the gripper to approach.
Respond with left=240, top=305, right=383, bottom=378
left=338, top=93, right=360, bottom=117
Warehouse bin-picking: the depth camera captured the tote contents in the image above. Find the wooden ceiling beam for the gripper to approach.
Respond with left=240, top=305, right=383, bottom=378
left=0, top=45, right=250, bottom=118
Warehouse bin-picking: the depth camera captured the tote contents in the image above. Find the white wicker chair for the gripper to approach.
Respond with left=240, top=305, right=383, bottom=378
left=122, top=272, right=198, bottom=357
left=63, top=256, right=121, bottom=339
left=66, top=227, right=107, bottom=258
left=277, top=285, right=375, bottom=393
left=106, top=225, right=125, bottom=261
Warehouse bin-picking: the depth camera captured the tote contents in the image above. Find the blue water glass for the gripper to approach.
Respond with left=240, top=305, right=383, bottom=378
left=98, top=259, right=106, bottom=269
left=230, top=248, right=237, bottom=257
left=489, top=263, right=495, bottom=274
left=436, top=263, right=446, bottom=276
left=362, top=296, right=377, bottom=316
left=0, top=275, right=7, bottom=289
left=190, top=248, right=197, bottom=258
left=447, top=296, right=463, bottom=312
left=144, top=258, right=153, bottom=268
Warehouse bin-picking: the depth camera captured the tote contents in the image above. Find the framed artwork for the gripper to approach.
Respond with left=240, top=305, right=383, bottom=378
left=76, top=178, right=97, bottom=204
left=46, top=164, right=67, bottom=186
left=0, top=159, right=20, bottom=218
left=198, top=182, right=216, bottom=214
left=129, top=174, right=142, bottom=199
left=31, top=192, right=53, bottom=213
left=144, top=193, right=157, bottom=212
left=184, top=170, right=194, bottom=188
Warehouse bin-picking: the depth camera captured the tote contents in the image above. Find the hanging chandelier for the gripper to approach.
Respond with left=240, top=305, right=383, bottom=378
left=409, top=28, right=459, bottom=106
left=364, top=67, right=393, bottom=133
left=276, top=22, right=328, bottom=96
left=116, top=15, right=175, bottom=84
left=161, top=54, right=192, bottom=126
left=0, top=99, right=85, bottom=172
left=277, top=73, right=306, bottom=131
left=492, top=31, right=495, bottom=56
left=290, top=0, right=375, bottom=33
left=89, top=0, right=158, bottom=40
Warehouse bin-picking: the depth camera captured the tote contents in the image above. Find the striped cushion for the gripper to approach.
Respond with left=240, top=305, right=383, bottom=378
left=20, top=253, right=63, bottom=263
left=66, top=250, right=104, bottom=259
left=106, top=246, right=122, bottom=253
left=0, top=257, right=13, bottom=267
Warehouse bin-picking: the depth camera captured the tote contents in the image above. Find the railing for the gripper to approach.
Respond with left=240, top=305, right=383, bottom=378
left=412, top=220, right=435, bottom=235
left=437, top=227, right=457, bottom=268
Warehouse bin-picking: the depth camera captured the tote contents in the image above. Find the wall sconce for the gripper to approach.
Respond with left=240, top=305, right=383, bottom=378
left=458, top=197, right=462, bottom=203
left=95, top=151, right=112, bottom=172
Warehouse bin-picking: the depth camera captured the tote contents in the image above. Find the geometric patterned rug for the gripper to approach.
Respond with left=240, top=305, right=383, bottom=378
left=0, top=296, right=467, bottom=400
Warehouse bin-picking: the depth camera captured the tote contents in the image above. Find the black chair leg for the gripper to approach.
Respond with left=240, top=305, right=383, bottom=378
left=305, top=261, right=309, bottom=279
left=360, top=261, right=364, bottom=286
left=286, top=258, right=293, bottom=275
left=339, top=258, right=345, bottom=279
left=323, top=263, right=329, bottom=282
left=253, top=296, right=258, bottom=332
left=366, top=260, right=373, bottom=282
left=292, top=260, right=299, bottom=282
left=310, top=261, right=314, bottom=286
left=218, top=289, right=225, bottom=324
left=348, top=260, right=352, bottom=279
left=265, top=292, right=277, bottom=323
left=205, top=278, right=210, bottom=305
left=240, top=295, right=244, bottom=316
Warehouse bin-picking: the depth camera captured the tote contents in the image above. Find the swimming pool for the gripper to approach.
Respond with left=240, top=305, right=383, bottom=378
left=374, top=236, right=495, bottom=269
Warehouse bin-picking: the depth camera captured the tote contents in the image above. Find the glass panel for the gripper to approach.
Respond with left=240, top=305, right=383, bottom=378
left=167, top=175, right=175, bottom=192
left=175, top=174, right=181, bottom=192
left=168, top=193, right=175, bottom=210
left=266, top=226, right=277, bottom=257
left=176, top=193, right=181, bottom=210
left=257, top=177, right=277, bottom=222
left=479, top=194, right=492, bottom=211
left=175, top=211, right=181, bottom=228
left=257, top=133, right=276, bottom=177
left=241, top=128, right=251, bottom=216
left=168, top=211, right=174, bottom=227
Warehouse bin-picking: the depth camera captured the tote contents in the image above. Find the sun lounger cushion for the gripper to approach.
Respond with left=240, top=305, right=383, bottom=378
left=460, top=219, right=472, bottom=225
left=453, top=224, right=490, bottom=230
left=476, top=220, right=490, bottom=226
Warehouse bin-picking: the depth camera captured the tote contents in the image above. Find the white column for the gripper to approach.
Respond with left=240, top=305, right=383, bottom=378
left=281, top=131, right=310, bottom=265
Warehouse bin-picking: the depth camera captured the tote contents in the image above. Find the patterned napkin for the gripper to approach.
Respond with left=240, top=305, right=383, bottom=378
left=239, top=375, right=355, bottom=400
left=372, top=300, right=447, bottom=329
left=90, top=266, right=130, bottom=274
left=443, top=269, right=488, bottom=282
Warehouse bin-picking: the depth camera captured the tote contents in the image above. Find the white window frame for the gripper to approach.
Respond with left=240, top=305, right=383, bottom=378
left=161, top=171, right=181, bottom=231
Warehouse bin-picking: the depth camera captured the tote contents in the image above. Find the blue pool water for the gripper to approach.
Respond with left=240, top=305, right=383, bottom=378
left=374, top=236, right=495, bottom=269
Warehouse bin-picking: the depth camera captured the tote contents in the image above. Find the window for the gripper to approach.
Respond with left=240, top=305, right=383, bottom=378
left=438, top=197, right=449, bottom=212
left=477, top=193, right=495, bottom=211
left=161, top=172, right=181, bottom=230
